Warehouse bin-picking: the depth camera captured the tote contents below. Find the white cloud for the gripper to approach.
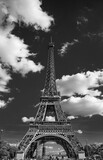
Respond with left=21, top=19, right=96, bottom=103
left=0, top=64, right=11, bottom=92
left=61, top=95, right=103, bottom=117
left=77, top=21, right=82, bottom=25
left=83, top=32, right=103, bottom=41
left=58, top=42, right=70, bottom=56
left=10, top=143, right=18, bottom=147
left=76, top=130, right=83, bottom=134
left=57, top=70, right=103, bottom=117
left=22, top=117, right=35, bottom=123
left=0, top=65, right=13, bottom=109
left=0, top=97, right=13, bottom=108
left=57, top=71, right=103, bottom=97
left=0, top=31, right=43, bottom=108
left=0, top=0, right=53, bottom=74
left=0, top=0, right=54, bottom=108
left=77, top=16, right=88, bottom=25
left=67, top=115, right=78, bottom=120
left=45, top=116, right=55, bottom=122
left=58, top=39, right=79, bottom=56
left=0, top=0, right=54, bottom=31
left=0, top=100, right=6, bottom=108
left=0, top=33, right=44, bottom=75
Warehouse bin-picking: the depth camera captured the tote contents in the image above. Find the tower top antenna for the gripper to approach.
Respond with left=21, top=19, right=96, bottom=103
left=49, top=36, right=54, bottom=47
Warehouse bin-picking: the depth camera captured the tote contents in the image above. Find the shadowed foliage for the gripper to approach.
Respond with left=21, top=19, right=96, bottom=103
left=0, top=140, right=17, bottom=160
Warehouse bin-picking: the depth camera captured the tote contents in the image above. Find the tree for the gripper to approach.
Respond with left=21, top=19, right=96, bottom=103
left=0, top=140, right=17, bottom=159
left=84, top=144, right=92, bottom=157
left=9, top=146, right=17, bottom=159
left=0, top=148, right=9, bottom=160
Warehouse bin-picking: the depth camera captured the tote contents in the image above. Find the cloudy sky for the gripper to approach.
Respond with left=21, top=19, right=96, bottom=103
left=0, top=0, right=103, bottom=145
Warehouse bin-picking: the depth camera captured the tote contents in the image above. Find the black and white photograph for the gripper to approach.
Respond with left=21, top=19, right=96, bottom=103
left=0, top=0, right=103, bottom=159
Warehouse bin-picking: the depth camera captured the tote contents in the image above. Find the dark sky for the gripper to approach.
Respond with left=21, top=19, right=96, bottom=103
left=0, top=0, right=103, bottom=145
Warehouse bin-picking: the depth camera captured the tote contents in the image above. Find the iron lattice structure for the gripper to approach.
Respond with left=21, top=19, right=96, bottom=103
left=17, top=40, right=83, bottom=159
left=43, top=41, right=58, bottom=97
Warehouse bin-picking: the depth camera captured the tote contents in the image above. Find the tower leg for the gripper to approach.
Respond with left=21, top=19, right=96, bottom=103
left=36, top=140, right=40, bottom=159
left=42, top=141, right=46, bottom=158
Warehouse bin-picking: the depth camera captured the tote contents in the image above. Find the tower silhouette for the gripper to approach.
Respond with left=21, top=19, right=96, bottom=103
left=16, top=40, right=83, bottom=159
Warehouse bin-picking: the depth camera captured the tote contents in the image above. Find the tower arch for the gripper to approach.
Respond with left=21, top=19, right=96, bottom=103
left=25, top=134, right=77, bottom=159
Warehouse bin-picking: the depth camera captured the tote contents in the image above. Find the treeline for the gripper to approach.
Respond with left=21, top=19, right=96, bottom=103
left=84, top=143, right=103, bottom=159
left=1, top=140, right=103, bottom=160
left=0, top=140, right=17, bottom=160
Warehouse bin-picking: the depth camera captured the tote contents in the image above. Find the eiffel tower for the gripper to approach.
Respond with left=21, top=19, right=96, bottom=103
left=16, top=39, right=84, bottom=159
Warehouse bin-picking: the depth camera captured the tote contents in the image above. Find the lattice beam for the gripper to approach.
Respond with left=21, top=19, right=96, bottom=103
left=43, top=41, right=58, bottom=97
